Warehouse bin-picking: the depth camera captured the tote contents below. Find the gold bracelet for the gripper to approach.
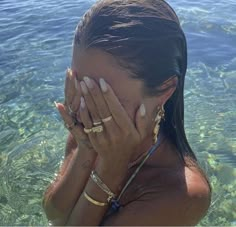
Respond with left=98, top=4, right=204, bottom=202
left=83, top=191, right=108, bottom=207
left=90, top=170, right=117, bottom=203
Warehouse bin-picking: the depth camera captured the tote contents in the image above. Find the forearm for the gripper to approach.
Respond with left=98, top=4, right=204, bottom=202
left=65, top=158, right=129, bottom=226
left=43, top=145, right=97, bottom=225
left=43, top=134, right=78, bottom=199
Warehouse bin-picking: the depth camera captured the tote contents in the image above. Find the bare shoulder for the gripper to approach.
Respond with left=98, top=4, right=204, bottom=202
left=153, top=165, right=212, bottom=225
left=180, top=165, right=212, bottom=224
left=102, top=165, right=211, bottom=226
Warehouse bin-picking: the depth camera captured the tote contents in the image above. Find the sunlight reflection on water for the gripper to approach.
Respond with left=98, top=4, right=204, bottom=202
left=0, top=0, right=235, bottom=225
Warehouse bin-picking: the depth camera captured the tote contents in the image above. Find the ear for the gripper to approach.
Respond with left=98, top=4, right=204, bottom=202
left=158, top=75, right=178, bottom=105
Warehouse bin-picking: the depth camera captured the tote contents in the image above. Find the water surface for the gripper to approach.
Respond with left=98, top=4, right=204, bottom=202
left=0, top=0, right=235, bottom=225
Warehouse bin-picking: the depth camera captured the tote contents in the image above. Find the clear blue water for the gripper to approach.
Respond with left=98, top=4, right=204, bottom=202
left=0, top=0, right=235, bottom=225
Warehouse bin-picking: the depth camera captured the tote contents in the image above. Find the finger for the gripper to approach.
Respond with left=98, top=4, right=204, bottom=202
left=55, top=102, right=85, bottom=140
left=83, top=77, right=111, bottom=119
left=79, top=97, right=107, bottom=150
left=79, top=97, right=94, bottom=132
left=135, top=103, right=148, bottom=140
left=99, top=78, right=134, bottom=129
left=56, top=102, right=74, bottom=126
left=83, top=76, right=117, bottom=130
left=64, top=68, right=76, bottom=108
left=80, top=81, right=101, bottom=124
left=70, top=78, right=81, bottom=113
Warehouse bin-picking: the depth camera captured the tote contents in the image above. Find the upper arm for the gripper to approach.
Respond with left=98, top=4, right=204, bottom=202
left=101, top=184, right=211, bottom=226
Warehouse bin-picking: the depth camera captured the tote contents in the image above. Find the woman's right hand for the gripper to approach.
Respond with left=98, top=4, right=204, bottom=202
left=55, top=68, right=97, bottom=155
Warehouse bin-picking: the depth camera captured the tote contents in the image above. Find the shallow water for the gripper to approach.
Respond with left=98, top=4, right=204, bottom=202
left=0, top=0, right=235, bottom=225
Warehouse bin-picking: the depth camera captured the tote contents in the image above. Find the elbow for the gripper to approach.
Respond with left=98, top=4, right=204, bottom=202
left=42, top=192, right=68, bottom=226
left=42, top=193, right=56, bottom=224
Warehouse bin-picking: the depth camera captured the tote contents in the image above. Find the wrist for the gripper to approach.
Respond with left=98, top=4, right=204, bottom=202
left=74, top=146, right=97, bottom=171
left=77, top=143, right=97, bottom=158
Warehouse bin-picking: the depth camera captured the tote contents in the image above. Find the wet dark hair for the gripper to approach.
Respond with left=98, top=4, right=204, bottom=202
left=74, top=0, right=207, bottom=174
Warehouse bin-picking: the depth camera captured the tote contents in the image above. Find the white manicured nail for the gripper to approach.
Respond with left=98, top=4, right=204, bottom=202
left=74, top=78, right=78, bottom=90
left=140, top=104, right=146, bottom=117
left=80, top=81, right=88, bottom=94
left=84, top=76, right=93, bottom=89
left=67, top=68, right=72, bottom=78
left=80, top=97, right=85, bottom=109
left=99, top=78, right=108, bottom=92
left=54, top=101, right=58, bottom=108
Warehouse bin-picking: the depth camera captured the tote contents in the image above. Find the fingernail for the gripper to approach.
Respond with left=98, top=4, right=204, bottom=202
left=84, top=76, right=93, bottom=89
left=67, top=68, right=72, bottom=77
left=140, top=104, right=146, bottom=117
left=54, top=101, right=58, bottom=108
left=80, top=81, right=88, bottom=94
left=99, top=78, right=107, bottom=92
left=80, top=97, right=85, bottom=109
left=74, top=77, right=78, bottom=90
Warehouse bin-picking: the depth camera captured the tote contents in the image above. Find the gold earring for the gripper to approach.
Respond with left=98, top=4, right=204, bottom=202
left=153, top=106, right=165, bottom=144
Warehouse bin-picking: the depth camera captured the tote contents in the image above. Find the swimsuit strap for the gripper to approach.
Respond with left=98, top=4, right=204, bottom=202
left=117, top=134, right=162, bottom=200
left=108, top=133, right=163, bottom=213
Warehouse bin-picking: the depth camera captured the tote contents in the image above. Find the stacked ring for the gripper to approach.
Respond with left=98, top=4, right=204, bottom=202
left=102, top=116, right=113, bottom=123
left=93, top=121, right=102, bottom=126
left=68, top=105, right=76, bottom=116
left=83, top=115, right=112, bottom=134
left=84, top=125, right=104, bottom=134
left=84, top=128, right=93, bottom=134
left=64, top=122, right=75, bottom=131
left=92, top=125, right=103, bottom=133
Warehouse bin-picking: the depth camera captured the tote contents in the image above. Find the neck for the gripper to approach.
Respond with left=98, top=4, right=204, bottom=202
left=129, top=129, right=183, bottom=169
left=129, top=128, right=165, bottom=165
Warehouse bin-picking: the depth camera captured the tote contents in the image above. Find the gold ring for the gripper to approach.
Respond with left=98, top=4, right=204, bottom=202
left=84, top=127, right=93, bottom=134
left=68, top=105, right=76, bottom=116
left=102, top=116, right=113, bottom=123
left=92, top=125, right=104, bottom=133
left=93, top=121, right=102, bottom=126
left=64, top=122, right=75, bottom=130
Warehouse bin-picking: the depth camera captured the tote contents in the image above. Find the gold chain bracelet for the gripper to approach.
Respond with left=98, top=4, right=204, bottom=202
left=90, top=170, right=117, bottom=203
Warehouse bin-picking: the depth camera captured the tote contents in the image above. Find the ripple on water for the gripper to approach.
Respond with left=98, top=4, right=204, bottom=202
left=185, top=60, right=236, bottom=167
left=0, top=122, right=67, bottom=225
left=0, top=0, right=236, bottom=225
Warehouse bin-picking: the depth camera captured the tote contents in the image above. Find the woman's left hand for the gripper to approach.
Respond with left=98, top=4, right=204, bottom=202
left=78, top=76, right=148, bottom=167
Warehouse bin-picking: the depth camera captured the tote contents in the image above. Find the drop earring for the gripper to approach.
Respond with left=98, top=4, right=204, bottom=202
left=153, top=105, right=165, bottom=144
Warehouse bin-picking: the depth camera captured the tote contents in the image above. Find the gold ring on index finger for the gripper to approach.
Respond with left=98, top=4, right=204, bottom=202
left=93, top=121, right=102, bottom=126
left=84, top=125, right=103, bottom=134
left=64, top=122, right=75, bottom=131
left=84, top=127, right=93, bottom=134
left=102, top=115, right=113, bottom=123
left=68, top=105, right=76, bottom=116
left=92, top=125, right=104, bottom=133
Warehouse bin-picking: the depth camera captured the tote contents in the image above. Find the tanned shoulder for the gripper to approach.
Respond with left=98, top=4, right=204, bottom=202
left=182, top=165, right=212, bottom=224
left=102, top=165, right=211, bottom=226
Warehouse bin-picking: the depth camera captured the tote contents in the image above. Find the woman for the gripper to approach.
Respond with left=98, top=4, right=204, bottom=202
left=43, top=0, right=211, bottom=225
